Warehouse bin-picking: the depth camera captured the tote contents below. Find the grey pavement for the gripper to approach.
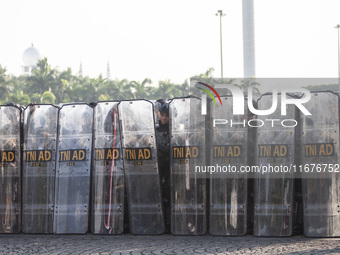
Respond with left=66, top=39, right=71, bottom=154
left=0, top=234, right=339, bottom=255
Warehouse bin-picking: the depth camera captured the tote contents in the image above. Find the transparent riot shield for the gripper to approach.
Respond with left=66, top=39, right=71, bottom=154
left=209, top=96, right=247, bottom=235
left=301, top=91, right=340, bottom=237
left=119, top=100, right=164, bottom=234
left=170, top=97, right=206, bottom=235
left=91, top=102, right=124, bottom=234
left=22, top=104, right=58, bottom=233
left=0, top=105, right=21, bottom=233
left=254, top=94, right=295, bottom=236
left=54, top=104, right=93, bottom=234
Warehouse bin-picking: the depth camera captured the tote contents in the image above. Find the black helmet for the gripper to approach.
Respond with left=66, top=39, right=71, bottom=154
left=6, top=102, right=17, bottom=107
left=88, top=102, right=97, bottom=108
left=156, top=99, right=167, bottom=105
left=159, top=103, right=169, bottom=115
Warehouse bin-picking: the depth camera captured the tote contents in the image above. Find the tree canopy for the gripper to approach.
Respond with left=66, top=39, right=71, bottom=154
left=0, top=58, right=263, bottom=106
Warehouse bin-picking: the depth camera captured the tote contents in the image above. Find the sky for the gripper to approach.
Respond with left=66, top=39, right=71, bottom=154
left=1, top=0, right=340, bottom=86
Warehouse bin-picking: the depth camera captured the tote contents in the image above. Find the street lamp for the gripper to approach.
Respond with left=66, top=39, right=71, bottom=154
left=216, top=10, right=226, bottom=79
left=335, top=24, right=340, bottom=89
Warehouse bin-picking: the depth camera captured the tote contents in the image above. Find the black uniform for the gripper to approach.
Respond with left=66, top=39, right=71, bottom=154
left=157, top=121, right=170, bottom=184
left=156, top=104, right=170, bottom=233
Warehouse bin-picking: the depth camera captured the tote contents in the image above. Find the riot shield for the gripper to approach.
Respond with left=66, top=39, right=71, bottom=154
left=54, top=104, right=93, bottom=234
left=91, top=102, right=124, bottom=234
left=0, top=105, right=21, bottom=233
left=119, top=100, right=164, bottom=234
left=209, top=96, right=247, bottom=235
left=170, top=97, right=206, bottom=235
left=254, top=94, right=295, bottom=236
left=22, top=104, right=58, bottom=233
left=301, top=91, right=340, bottom=237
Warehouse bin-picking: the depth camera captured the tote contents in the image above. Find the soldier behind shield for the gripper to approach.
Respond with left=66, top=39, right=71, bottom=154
left=156, top=103, right=170, bottom=233
left=154, top=99, right=167, bottom=125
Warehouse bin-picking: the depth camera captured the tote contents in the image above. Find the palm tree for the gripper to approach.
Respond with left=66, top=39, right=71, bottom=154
left=179, top=79, right=190, bottom=97
left=7, top=90, right=30, bottom=106
left=0, top=65, right=9, bottom=103
left=54, top=67, right=74, bottom=103
left=82, top=75, right=105, bottom=102
left=190, top=68, right=219, bottom=97
left=154, top=79, right=182, bottom=99
left=130, top=78, right=152, bottom=99
left=197, top=67, right=215, bottom=79
left=112, top=79, right=134, bottom=100
left=97, top=79, right=114, bottom=101
left=41, top=90, right=57, bottom=104
left=0, top=71, right=26, bottom=105
left=235, top=78, right=261, bottom=96
left=26, top=57, right=58, bottom=96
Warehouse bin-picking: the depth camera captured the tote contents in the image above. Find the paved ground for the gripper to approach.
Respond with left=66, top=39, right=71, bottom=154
left=0, top=234, right=339, bottom=255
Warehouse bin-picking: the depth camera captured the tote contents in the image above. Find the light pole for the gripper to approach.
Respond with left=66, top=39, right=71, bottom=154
left=216, top=10, right=226, bottom=79
left=335, top=24, right=340, bottom=89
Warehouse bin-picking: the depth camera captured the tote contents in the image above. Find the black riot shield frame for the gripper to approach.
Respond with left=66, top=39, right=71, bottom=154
left=22, top=104, right=59, bottom=233
left=301, top=91, right=340, bottom=237
left=170, top=97, right=206, bottom=235
left=253, top=93, right=296, bottom=236
left=0, top=105, right=22, bottom=233
left=54, top=104, right=94, bottom=234
left=118, top=100, right=164, bottom=234
left=91, top=101, right=124, bottom=234
left=209, top=96, right=248, bottom=236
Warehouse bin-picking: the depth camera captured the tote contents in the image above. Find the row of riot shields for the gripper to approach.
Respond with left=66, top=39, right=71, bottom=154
left=21, top=103, right=121, bottom=234
left=182, top=91, right=339, bottom=237
left=207, top=91, right=340, bottom=237
left=0, top=101, right=164, bottom=235
left=22, top=104, right=93, bottom=234
left=0, top=91, right=339, bottom=237
left=252, top=91, right=340, bottom=237
left=0, top=98, right=206, bottom=235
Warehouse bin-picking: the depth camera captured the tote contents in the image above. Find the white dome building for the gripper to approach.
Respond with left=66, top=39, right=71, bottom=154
left=22, top=44, right=42, bottom=74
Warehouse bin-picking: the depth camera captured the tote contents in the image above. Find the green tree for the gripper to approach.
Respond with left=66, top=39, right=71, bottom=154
left=235, top=78, right=261, bottom=96
left=194, top=67, right=215, bottom=79
left=179, top=79, right=190, bottom=97
left=25, top=57, right=58, bottom=99
left=190, top=68, right=229, bottom=97
left=112, top=79, right=134, bottom=100
left=0, top=65, right=10, bottom=103
left=3, top=75, right=28, bottom=105
left=41, top=90, right=57, bottom=104
left=97, top=79, right=114, bottom=101
left=7, top=89, right=30, bottom=106
left=54, top=67, right=74, bottom=103
left=130, top=78, right=153, bottom=99
left=154, top=79, right=182, bottom=99
left=97, top=78, right=134, bottom=101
